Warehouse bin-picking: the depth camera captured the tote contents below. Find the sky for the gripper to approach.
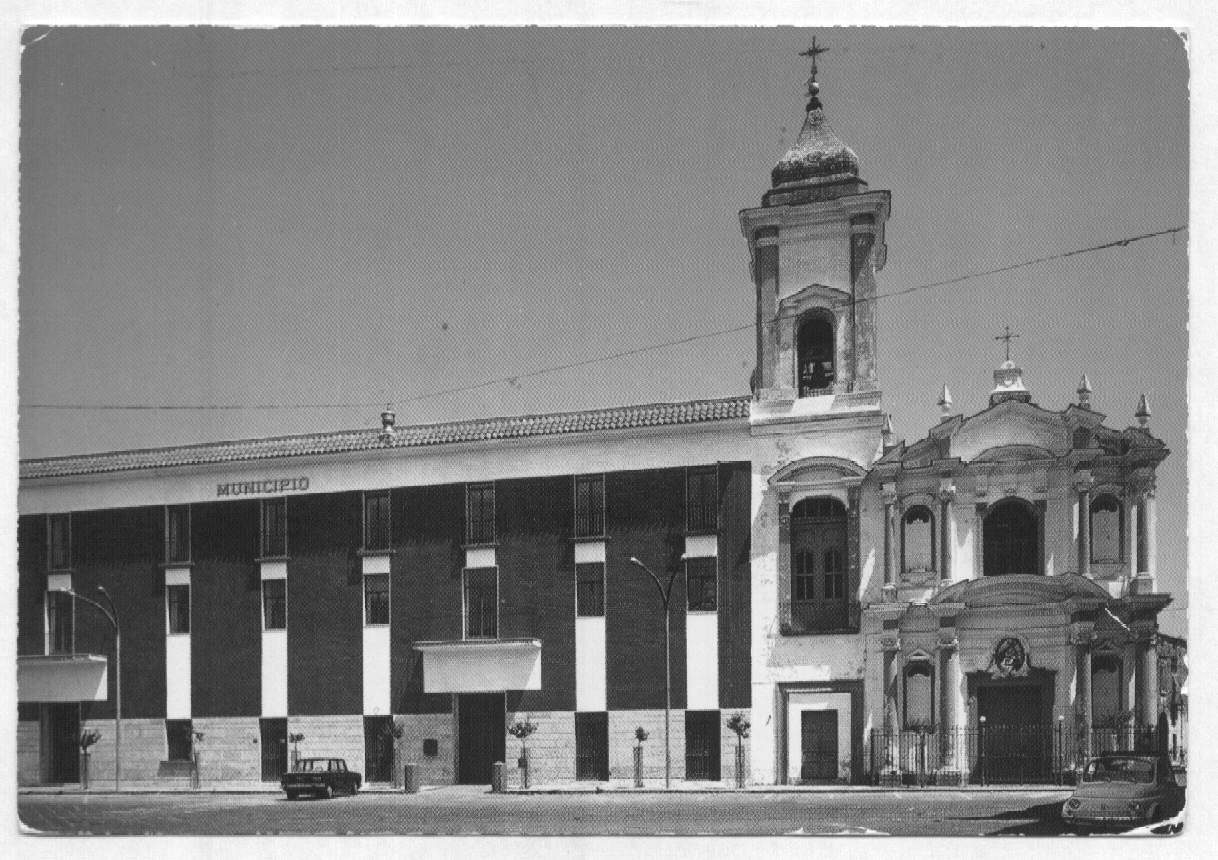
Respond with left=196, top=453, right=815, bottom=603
left=15, top=26, right=1189, bottom=632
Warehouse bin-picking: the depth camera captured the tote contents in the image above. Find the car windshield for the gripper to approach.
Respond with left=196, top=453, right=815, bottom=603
left=1083, top=756, right=1156, bottom=783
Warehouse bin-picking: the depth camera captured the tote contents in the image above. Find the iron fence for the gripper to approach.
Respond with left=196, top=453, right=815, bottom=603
left=868, top=723, right=1162, bottom=786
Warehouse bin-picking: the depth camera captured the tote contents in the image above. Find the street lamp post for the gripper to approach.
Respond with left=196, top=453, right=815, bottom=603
left=67, top=587, right=120, bottom=791
left=628, top=556, right=680, bottom=789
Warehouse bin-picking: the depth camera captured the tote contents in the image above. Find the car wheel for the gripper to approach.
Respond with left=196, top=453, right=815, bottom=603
left=285, top=791, right=298, bottom=801
left=1147, top=805, right=1160, bottom=824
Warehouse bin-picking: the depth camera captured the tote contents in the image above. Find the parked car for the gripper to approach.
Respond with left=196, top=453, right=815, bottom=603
left=281, top=757, right=362, bottom=799
left=1061, top=752, right=1184, bottom=833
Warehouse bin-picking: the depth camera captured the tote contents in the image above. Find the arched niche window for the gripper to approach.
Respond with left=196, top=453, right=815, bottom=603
left=789, top=496, right=848, bottom=631
left=1090, top=494, right=1123, bottom=564
left=797, top=315, right=835, bottom=396
left=983, top=498, right=1039, bottom=577
left=902, top=505, right=935, bottom=575
left=903, top=659, right=934, bottom=730
left=1091, top=654, right=1124, bottom=728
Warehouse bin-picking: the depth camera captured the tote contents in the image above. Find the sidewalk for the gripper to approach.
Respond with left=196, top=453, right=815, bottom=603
left=18, top=782, right=440, bottom=795
left=505, top=780, right=1075, bottom=795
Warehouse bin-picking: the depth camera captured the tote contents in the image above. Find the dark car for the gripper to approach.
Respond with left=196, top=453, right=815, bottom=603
left=281, top=757, right=362, bottom=799
left=1061, top=752, right=1184, bottom=833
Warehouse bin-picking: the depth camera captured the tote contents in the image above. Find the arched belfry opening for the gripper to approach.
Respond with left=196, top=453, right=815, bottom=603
left=983, top=498, right=1040, bottom=576
left=797, top=314, right=835, bottom=396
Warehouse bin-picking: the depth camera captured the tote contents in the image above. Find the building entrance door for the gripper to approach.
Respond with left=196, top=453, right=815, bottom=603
left=457, top=693, right=504, bottom=785
left=44, top=703, right=80, bottom=784
left=259, top=718, right=288, bottom=782
left=800, top=710, right=838, bottom=781
left=685, top=710, right=721, bottom=780
left=976, top=683, right=1050, bottom=784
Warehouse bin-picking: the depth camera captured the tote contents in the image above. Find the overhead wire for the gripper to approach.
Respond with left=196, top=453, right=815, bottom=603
left=24, top=224, right=1186, bottom=412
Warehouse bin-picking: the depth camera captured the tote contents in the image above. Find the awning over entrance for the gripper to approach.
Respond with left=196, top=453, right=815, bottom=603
left=414, top=638, right=542, bottom=693
left=18, top=654, right=109, bottom=703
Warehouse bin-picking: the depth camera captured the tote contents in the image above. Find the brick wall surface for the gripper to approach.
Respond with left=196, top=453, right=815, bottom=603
left=287, top=492, right=364, bottom=716
left=73, top=507, right=166, bottom=719
left=392, top=484, right=463, bottom=715
left=605, top=469, right=687, bottom=710
left=192, top=500, right=262, bottom=717
left=193, top=716, right=262, bottom=783
left=18, top=720, right=40, bottom=786
left=396, top=712, right=455, bottom=786
left=17, top=515, right=45, bottom=657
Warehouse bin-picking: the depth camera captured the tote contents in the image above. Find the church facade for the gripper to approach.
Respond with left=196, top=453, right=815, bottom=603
left=16, top=52, right=1180, bottom=789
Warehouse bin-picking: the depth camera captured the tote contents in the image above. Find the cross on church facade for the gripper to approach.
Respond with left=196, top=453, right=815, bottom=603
left=995, top=325, right=1020, bottom=362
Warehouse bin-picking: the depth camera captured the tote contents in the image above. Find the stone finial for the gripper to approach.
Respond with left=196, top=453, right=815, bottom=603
left=380, top=409, right=396, bottom=438
left=1135, top=394, right=1151, bottom=429
left=938, top=384, right=953, bottom=419
left=881, top=413, right=895, bottom=450
left=1077, top=374, right=1092, bottom=409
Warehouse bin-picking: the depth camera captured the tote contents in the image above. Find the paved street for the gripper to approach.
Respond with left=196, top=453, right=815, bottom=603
left=16, top=787, right=1121, bottom=836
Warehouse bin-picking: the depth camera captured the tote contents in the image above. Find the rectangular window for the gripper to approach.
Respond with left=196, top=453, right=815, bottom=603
left=576, top=563, right=605, bottom=617
left=47, top=590, right=74, bottom=655
left=260, top=498, right=287, bottom=557
left=166, top=505, right=191, bottom=564
left=364, top=573, right=390, bottom=625
left=166, top=583, right=191, bottom=634
left=686, top=467, right=718, bottom=533
left=685, top=557, right=718, bottom=612
left=465, top=483, right=495, bottom=544
left=575, top=712, right=609, bottom=780
left=166, top=719, right=193, bottom=761
left=463, top=567, right=497, bottom=639
left=574, top=474, right=605, bottom=538
left=48, top=513, right=71, bottom=570
left=262, top=578, right=286, bottom=630
left=364, top=491, right=391, bottom=552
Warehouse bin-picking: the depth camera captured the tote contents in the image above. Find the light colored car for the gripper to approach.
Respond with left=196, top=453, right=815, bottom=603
left=1061, top=752, right=1184, bottom=833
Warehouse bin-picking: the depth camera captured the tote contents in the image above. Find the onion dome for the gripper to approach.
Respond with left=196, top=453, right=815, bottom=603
left=763, top=39, right=866, bottom=207
left=771, top=106, right=861, bottom=188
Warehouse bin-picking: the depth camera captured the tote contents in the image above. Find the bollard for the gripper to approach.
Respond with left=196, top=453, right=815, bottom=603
left=633, top=746, right=643, bottom=788
left=403, top=762, right=419, bottom=794
left=491, top=761, right=505, bottom=793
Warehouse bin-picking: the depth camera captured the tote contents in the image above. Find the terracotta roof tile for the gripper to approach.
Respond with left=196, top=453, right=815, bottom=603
left=22, top=395, right=751, bottom=480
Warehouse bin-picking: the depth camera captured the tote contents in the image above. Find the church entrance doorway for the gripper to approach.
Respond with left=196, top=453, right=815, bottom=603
left=972, top=675, right=1054, bottom=784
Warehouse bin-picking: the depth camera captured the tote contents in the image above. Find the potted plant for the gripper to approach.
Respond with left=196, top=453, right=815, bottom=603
left=633, top=727, right=648, bottom=787
left=79, top=729, right=101, bottom=789
left=725, top=712, right=750, bottom=788
left=507, top=719, right=538, bottom=788
left=288, top=732, right=305, bottom=770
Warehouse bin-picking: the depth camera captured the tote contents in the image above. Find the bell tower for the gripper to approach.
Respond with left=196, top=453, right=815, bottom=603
left=741, top=41, right=890, bottom=419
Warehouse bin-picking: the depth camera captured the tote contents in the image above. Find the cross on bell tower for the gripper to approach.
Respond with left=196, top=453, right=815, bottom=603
left=799, top=38, right=829, bottom=110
